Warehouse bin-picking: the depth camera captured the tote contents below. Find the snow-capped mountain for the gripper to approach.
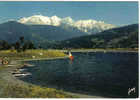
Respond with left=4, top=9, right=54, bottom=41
left=18, top=15, right=116, bottom=34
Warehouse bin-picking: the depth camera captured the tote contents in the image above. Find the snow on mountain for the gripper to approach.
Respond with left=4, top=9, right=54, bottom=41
left=18, top=15, right=116, bottom=34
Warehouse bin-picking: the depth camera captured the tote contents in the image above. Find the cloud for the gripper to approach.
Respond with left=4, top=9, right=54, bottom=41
left=18, top=15, right=116, bottom=34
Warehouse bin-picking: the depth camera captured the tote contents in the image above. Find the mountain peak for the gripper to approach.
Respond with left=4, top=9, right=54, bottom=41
left=18, top=15, right=116, bottom=34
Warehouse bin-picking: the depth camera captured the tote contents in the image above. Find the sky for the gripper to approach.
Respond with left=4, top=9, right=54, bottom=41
left=0, top=1, right=138, bottom=26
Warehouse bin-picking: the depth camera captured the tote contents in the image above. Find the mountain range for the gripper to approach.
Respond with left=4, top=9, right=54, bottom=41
left=0, top=21, right=85, bottom=43
left=0, top=20, right=138, bottom=49
left=0, top=18, right=116, bottom=43
left=18, top=15, right=116, bottom=35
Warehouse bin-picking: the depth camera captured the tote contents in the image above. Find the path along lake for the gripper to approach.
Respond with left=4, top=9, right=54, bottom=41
left=19, top=52, right=138, bottom=98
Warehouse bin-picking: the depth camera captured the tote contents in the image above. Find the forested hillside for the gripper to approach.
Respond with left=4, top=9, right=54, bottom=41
left=53, top=24, right=138, bottom=49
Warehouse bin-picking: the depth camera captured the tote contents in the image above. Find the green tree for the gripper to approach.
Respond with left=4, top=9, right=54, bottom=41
left=23, top=41, right=35, bottom=51
left=15, top=42, right=21, bottom=52
left=19, top=36, right=24, bottom=44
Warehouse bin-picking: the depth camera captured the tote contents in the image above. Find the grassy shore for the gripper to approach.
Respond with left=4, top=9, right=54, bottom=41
left=0, top=49, right=77, bottom=98
left=0, top=80, right=75, bottom=98
left=0, top=49, right=68, bottom=60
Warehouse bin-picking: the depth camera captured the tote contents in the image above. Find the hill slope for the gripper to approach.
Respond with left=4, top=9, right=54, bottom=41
left=0, top=21, right=86, bottom=43
left=0, top=21, right=138, bottom=49
left=53, top=24, right=138, bottom=49
left=0, top=21, right=32, bottom=43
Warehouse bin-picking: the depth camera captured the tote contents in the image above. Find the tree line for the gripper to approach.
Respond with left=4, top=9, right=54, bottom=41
left=0, top=36, right=36, bottom=52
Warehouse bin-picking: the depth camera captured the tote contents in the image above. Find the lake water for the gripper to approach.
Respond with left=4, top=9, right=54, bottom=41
left=20, top=52, right=138, bottom=98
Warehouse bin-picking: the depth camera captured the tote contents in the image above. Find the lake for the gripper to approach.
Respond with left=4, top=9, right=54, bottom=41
left=19, top=52, right=138, bottom=98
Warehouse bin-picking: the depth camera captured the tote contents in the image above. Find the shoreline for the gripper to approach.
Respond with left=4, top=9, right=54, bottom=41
left=59, top=49, right=138, bottom=53
left=16, top=56, right=69, bottom=62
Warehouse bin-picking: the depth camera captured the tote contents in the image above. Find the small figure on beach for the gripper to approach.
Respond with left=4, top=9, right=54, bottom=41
left=0, top=57, right=9, bottom=65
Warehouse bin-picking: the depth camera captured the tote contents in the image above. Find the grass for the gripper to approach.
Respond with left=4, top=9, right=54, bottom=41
left=0, top=82, right=76, bottom=98
left=0, top=49, right=67, bottom=61
left=0, top=65, right=10, bottom=71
